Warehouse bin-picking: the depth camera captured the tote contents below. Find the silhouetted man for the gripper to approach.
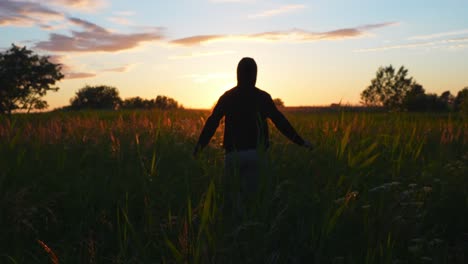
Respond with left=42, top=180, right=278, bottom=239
left=194, top=57, right=312, bottom=198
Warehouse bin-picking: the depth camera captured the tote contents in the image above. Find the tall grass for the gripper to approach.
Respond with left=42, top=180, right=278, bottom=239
left=0, top=110, right=466, bottom=263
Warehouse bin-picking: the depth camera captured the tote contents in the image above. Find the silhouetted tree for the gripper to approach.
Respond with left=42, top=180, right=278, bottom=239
left=440, top=91, right=454, bottom=105
left=403, top=86, right=455, bottom=112
left=403, top=84, right=427, bottom=111
left=122, top=96, right=147, bottom=109
left=273, top=98, right=285, bottom=108
left=439, top=91, right=454, bottom=111
left=155, top=95, right=179, bottom=110
left=454, top=87, right=468, bottom=111
left=70, top=85, right=122, bottom=110
left=0, top=44, right=63, bottom=115
left=425, top=93, right=448, bottom=111
left=361, top=65, right=415, bottom=111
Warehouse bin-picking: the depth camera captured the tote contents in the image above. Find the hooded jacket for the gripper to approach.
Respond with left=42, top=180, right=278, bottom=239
left=195, top=58, right=305, bottom=153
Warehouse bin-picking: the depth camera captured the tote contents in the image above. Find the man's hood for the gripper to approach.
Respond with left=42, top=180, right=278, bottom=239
left=237, top=57, right=257, bottom=88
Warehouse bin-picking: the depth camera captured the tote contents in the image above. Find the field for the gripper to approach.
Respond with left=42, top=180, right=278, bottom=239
left=0, top=110, right=467, bottom=263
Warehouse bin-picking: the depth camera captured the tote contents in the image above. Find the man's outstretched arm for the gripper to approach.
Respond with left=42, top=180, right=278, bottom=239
left=193, top=96, right=226, bottom=155
left=265, top=94, right=311, bottom=148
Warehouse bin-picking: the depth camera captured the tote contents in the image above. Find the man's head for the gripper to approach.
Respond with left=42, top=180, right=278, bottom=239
left=237, top=57, right=257, bottom=87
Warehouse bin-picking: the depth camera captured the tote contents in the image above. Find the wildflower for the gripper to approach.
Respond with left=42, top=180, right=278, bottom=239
left=388, top=181, right=401, bottom=186
left=369, top=182, right=400, bottom=192
left=429, top=238, right=444, bottom=246
left=422, top=186, right=432, bottom=193
left=369, top=186, right=384, bottom=192
left=334, top=191, right=359, bottom=204
left=421, top=257, right=432, bottom=262
left=346, top=191, right=359, bottom=202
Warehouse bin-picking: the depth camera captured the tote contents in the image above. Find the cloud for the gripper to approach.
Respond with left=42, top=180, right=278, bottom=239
left=35, top=16, right=164, bottom=52
left=169, top=50, right=235, bottom=60
left=355, top=37, right=468, bottom=52
left=248, top=4, right=306, bottom=19
left=28, top=0, right=107, bottom=11
left=65, top=72, right=97, bottom=79
left=0, top=0, right=63, bottom=27
left=108, top=10, right=135, bottom=25
left=444, top=36, right=468, bottom=43
left=108, top=16, right=132, bottom=25
left=170, top=35, right=224, bottom=46
left=102, top=64, right=134, bottom=72
left=210, top=0, right=255, bottom=3
left=170, top=22, right=397, bottom=46
left=48, top=55, right=96, bottom=79
left=49, top=55, right=135, bottom=79
left=409, top=29, right=468, bottom=40
left=355, top=42, right=436, bottom=52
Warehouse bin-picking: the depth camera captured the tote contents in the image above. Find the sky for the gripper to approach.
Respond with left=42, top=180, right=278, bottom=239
left=1, top=0, right=468, bottom=109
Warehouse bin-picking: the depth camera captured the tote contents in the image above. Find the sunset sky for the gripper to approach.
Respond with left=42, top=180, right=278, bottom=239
left=1, top=0, right=468, bottom=109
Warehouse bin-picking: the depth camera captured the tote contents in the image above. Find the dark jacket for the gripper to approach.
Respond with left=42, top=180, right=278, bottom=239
left=194, top=86, right=305, bottom=153
left=194, top=57, right=305, bottom=153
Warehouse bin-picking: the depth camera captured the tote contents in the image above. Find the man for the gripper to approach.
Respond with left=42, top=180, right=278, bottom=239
left=194, top=57, right=312, bottom=197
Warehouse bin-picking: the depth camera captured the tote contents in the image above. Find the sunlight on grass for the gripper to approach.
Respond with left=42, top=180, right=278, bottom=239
left=0, top=110, right=466, bottom=263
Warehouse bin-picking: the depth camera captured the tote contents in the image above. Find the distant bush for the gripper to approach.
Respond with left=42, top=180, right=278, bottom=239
left=64, top=85, right=181, bottom=111
left=461, top=100, right=468, bottom=120
left=273, top=98, right=285, bottom=108
left=458, top=89, right=468, bottom=119
left=121, top=95, right=180, bottom=110
left=70, top=85, right=121, bottom=110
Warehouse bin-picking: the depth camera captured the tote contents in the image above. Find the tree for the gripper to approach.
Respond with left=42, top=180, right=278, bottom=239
left=0, top=44, right=63, bottom=115
left=424, top=93, right=446, bottom=111
left=122, top=96, right=147, bottom=109
left=154, top=95, right=179, bottom=110
left=273, top=98, right=285, bottom=108
left=438, top=91, right=454, bottom=111
left=361, top=65, right=415, bottom=111
left=454, top=87, right=468, bottom=111
left=455, top=87, right=468, bottom=118
left=403, top=85, right=457, bottom=112
left=120, top=95, right=181, bottom=110
left=403, top=84, right=426, bottom=111
left=70, top=85, right=122, bottom=110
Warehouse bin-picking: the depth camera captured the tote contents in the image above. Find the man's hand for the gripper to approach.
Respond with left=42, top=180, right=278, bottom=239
left=303, top=140, right=314, bottom=150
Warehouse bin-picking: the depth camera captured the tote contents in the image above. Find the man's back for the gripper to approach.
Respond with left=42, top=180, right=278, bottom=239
left=195, top=84, right=305, bottom=153
left=213, top=85, right=272, bottom=152
left=194, top=57, right=308, bottom=155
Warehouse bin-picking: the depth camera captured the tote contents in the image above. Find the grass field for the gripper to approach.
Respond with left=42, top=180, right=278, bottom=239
left=0, top=110, right=467, bottom=263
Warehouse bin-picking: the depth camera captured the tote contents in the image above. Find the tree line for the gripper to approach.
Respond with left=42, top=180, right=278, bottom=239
left=0, top=44, right=180, bottom=114
left=59, top=85, right=180, bottom=111
left=361, top=65, right=468, bottom=113
left=1, top=44, right=467, bottom=116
